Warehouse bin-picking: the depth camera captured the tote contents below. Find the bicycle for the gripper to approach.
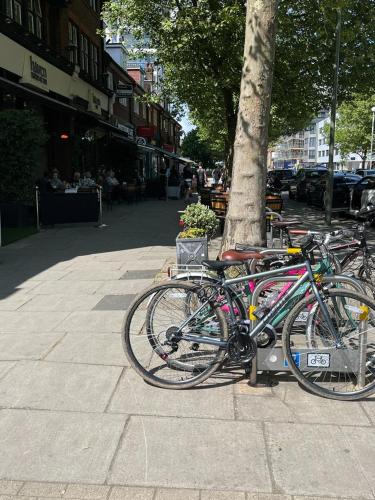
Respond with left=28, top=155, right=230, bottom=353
left=123, top=234, right=375, bottom=400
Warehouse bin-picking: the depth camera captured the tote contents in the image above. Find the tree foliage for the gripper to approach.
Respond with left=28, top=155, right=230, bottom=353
left=0, top=109, right=47, bottom=203
left=334, top=92, right=375, bottom=164
left=102, top=0, right=375, bottom=166
left=180, top=128, right=217, bottom=168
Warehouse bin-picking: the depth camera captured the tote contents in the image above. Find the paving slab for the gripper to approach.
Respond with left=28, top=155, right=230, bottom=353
left=154, top=488, right=199, bottom=500
left=0, top=293, right=33, bottom=311
left=0, top=361, right=122, bottom=411
left=359, top=398, right=375, bottom=425
left=65, top=261, right=124, bottom=271
left=265, top=422, right=373, bottom=498
left=60, top=271, right=124, bottom=282
left=108, top=486, right=154, bottom=500
left=108, top=369, right=235, bottom=419
left=29, top=282, right=104, bottom=296
left=0, top=362, right=16, bottom=380
left=64, top=484, right=110, bottom=499
left=109, top=416, right=272, bottom=492
left=118, top=260, right=166, bottom=270
left=55, top=311, right=125, bottom=333
left=235, top=395, right=295, bottom=423
left=46, top=333, right=127, bottom=366
left=0, top=409, right=126, bottom=483
left=28, top=270, right=72, bottom=281
left=120, top=270, right=159, bottom=280
left=19, top=483, right=66, bottom=497
left=93, top=295, right=136, bottom=311
left=18, top=295, right=103, bottom=312
left=247, top=495, right=291, bottom=500
left=0, top=480, right=23, bottom=495
left=0, top=312, right=69, bottom=333
left=200, top=490, right=246, bottom=500
left=0, top=333, right=64, bottom=360
left=342, top=426, right=375, bottom=492
left=95, top=280, right=153, bottom=296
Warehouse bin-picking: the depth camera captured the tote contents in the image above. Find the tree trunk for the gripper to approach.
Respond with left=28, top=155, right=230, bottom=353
left=223, top=88, right=237, bottom=174
left=221, top=0, right=278, bottom=252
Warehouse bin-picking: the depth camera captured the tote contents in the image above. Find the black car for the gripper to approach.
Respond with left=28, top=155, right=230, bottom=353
left=355, top=169, right=375, bottom=177
left=308, top=173, right=361, bottom=210
left=272, top=169, right=295, bottom=189
left=289, top=167, right=327, bottom=201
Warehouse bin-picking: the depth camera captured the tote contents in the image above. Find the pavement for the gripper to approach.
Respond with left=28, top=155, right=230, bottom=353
left=0, top=197, right=374, bottom=500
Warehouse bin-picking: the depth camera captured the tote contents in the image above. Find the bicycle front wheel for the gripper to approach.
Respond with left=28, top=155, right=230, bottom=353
left=123, top=281, right=228, bottom=389
left=282, top=289, right=375, bottom=400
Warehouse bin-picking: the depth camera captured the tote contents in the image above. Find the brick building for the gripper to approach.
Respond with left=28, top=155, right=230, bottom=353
left=0, top=0, right=182, bottom=183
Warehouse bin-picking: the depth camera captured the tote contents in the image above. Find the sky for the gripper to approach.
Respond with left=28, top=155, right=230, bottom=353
left=179, top=107, right=195, bottom=134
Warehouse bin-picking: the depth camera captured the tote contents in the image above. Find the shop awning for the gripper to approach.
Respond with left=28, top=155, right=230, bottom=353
left=0, top=76, right=76, bottom=112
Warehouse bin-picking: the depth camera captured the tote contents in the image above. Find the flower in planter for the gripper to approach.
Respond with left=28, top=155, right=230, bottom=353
left=180, top=203, right=218, bottom=239
left=178, top=228, right=206, bottom=239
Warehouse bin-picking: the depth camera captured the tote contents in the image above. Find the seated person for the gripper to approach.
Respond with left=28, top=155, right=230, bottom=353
left=105, top=169, right=120, bottom=186
left=71, top=171, right=81, bottom=188
left=80, top=170, right=97, bottom=188
left=49, top=169, right=65, bottom=191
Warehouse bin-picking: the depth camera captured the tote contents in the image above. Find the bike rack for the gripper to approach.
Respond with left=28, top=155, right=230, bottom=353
left=249, top=274, right=368, bottom=387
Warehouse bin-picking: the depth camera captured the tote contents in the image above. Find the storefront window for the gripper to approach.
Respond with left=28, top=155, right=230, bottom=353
left=68, top=22, right=79, bottom=65
left=28, top=0, right=43, bottom=38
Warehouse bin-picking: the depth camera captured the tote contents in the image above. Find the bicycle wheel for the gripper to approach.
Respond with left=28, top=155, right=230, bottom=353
left=123, top=281, right=228, bottom=389
left=282, top=289, right=375, bottom=400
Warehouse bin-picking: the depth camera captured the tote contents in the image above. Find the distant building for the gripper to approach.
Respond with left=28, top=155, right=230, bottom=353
left=272, top=111, right=363, bottom=170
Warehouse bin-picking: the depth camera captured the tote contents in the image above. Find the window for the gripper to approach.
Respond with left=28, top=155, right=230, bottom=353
left=309, top=137, right=316, bottom=147
left=6, top=0, right=23, bottom=24
left=88, top=0, right=97, bottom=10
left=107, top=72, right=113, bottom=90
left=118, top=82, right=128, bottom=107
left=134, top=98, right=139, bottom=115
left=68, top=22, right=79, bottom=65
left=309, top=150, right=315, bottom=159
left=28, top=0, right=43, bottom=38
left=90, top=44, right=99, bottom=80
left=80, top=34, right=89, bottom=73
left=139, top=102, right=143, bottom=117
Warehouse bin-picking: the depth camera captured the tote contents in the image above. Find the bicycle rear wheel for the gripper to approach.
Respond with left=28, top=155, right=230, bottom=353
left=123, top=281, right=228, bottom=389
left=282, top=289, right=375, bottom=400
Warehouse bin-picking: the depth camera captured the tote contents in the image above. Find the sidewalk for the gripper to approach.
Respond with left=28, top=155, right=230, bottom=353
left=0, top=198, right=374, bottom=500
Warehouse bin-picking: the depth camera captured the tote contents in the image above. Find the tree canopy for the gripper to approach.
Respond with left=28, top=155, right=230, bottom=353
left=180, top=128, right=217, bottom=168
left=102, top=0, right=375, bottom=167
left=334, top=92, right=375, bottom=166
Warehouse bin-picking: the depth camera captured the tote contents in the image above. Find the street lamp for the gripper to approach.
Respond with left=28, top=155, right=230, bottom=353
left=370, top=106, right=375, bottom=169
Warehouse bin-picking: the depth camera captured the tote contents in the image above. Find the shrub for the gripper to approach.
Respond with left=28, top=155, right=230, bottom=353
left=178, top=228, right=206, bottom=239
left=0, top=109, right=48, bottom=203
left=180, top=203, right=218, bottom=238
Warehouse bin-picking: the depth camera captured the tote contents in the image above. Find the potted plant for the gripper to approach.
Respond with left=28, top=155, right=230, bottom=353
left=176, top=203, right=218, bottom=265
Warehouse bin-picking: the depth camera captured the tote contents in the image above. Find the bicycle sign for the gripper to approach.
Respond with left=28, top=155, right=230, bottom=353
left=307, top=353, right=331, bottom=368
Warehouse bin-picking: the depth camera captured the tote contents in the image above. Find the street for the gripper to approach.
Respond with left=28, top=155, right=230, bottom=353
left=0, top=198, right=374, bottom=500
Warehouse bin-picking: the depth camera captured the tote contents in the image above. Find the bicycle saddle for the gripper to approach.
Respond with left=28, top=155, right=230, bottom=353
left=202, top=260, right=244, bottom=271
left=222, top=250, right=265, bottom=261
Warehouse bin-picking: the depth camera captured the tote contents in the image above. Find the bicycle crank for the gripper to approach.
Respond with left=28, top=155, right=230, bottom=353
left=228, top=334, right=257, bottom=364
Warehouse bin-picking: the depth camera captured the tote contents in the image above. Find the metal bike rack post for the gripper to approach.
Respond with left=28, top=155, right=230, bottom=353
left=249, top=274, right=368, bottom=387
left=96, top=187, right=106, bottom=228
left=35, top=186, right=40, bottom=232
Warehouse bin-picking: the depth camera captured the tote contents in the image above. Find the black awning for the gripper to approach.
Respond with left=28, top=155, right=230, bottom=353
left=0, top=76, right=76, bottom=113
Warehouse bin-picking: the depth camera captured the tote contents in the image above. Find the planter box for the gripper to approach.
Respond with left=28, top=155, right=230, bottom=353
left=167, top=185, right=181, bottom=199
left=0, top=203, right=36, bottom=228
left=176, top=235, right=208, bottom=265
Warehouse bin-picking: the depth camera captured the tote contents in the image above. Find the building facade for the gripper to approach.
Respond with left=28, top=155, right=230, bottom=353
left=272, top=111, right=363, bottom=170
left=0, top=0, right=181, bottom=183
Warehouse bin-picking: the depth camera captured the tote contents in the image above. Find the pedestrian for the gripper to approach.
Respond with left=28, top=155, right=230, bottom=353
left=212, top=166, right=221, bottom=185
left=183, top=164, right=193, bottom=201
left=196, top=162, right=207, bottom=193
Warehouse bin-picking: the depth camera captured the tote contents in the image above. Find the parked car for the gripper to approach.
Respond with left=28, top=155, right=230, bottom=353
left=288, top=167, right=327, bottom=201
left=271, top=169, right=295, bottom=189
left=349, top=175, right=375, bottom=212
left=355, top=169, right=375, bottom=177
left=308, top=172, right=361, bottom=211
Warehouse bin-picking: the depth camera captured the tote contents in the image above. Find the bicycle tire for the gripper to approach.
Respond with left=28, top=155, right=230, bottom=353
left=282, top=289, right=375, bottom=400
left=123, top=280, right=228, bottom=389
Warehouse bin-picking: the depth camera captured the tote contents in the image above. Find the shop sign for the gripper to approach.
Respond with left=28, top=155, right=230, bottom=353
left=30, top=56, right=47, bottom=85
left=117, top=123, right=134, bottom=137
left=116, top=83, right=133, bottom=98
left=137, top=126, right=156, bottom=138
left=163, top=144, right=175, bottom=153
left=136, top=137, right=147, bottom=146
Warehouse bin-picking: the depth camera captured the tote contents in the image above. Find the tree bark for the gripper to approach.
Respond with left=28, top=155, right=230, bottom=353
left=221, top=0, right=278, bottom=252
left=223, top=88, right=237, bottom=174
